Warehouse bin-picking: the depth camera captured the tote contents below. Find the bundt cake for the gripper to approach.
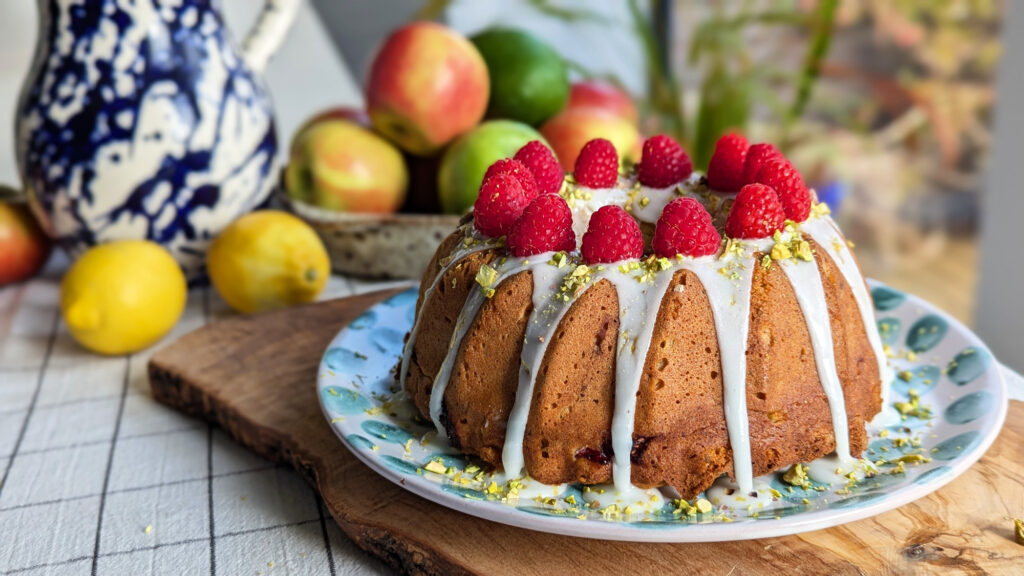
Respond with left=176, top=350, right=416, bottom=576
left=399, top=134, right=887, bottom=500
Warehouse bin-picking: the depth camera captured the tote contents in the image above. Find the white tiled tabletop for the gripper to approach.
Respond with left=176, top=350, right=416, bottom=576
left=0, top=256, right=400, bottom=576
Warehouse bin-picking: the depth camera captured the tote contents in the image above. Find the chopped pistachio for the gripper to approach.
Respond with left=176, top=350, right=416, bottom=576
left=549, top=251, right=570, bottom=268
left=1015, top=518, right=1024, bottom=546
left=794, top=240, right=813, bottom=262
left=722, top=238, right=745, bottom=260
left=560, top=264, right=594, bottom=298
left=695, top=498, right=713, bottom=514
left=892, top=454, right=931, bottom=465
left=894, top=389, right=933, bottom=420
left=475, top=264, right=499, bottom=298
left=423, top=459, right=447, bottom=474
left=760, top=254, right=773, bottom=270
left=783, top=463, right=813, bottom=489
left=811, top=202, right=831, bottom=217
left=770, top=243, right=792, bottom=262
left=898, top=370, right=914, bottom=382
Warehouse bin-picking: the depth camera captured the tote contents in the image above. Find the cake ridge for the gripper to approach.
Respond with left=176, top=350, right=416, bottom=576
left=398, top=228, right=499, bottom=398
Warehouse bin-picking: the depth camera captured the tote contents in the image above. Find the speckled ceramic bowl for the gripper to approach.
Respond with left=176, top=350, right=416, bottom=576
left=282, top=195, right=461, bottom=280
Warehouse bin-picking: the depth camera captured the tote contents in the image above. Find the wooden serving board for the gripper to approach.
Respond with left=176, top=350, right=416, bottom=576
left=148, top=290, right=1024, bottom=576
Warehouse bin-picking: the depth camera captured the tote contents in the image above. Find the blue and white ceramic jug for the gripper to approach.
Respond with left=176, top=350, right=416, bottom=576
left=16, top=0, right=299, bottom=280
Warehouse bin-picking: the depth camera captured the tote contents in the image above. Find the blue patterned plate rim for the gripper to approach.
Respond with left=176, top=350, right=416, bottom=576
left=316, top=280, right=1008, bottom=543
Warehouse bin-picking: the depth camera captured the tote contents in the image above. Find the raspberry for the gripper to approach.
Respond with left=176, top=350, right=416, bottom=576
left=482, top=158, right=539, bottom=201
left=742, top=143, right=783, bottom=185
left=574, top=138, right=619, bottom=188
left=637, top=134, right=693, bottom=188
left=754, top=158, right=811, bottom=222
left=707, top=133, right=749, bottom=193
left=581, top=205, right=643, bottom=264
left=725, top=183, right=786, bottom=239
left=514, top=141, right=564, bottom=195
left=507, top=194, right=576, bottom=257
left=653, top=197, right=721, bottom=258
left=473, top=173, right=531, bottom=237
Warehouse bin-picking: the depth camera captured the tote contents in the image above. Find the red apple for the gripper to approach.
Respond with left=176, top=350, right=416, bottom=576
left=567, top=80, right=638, bottom=124
left=0, top=189, right=52, bottom=286
left=540, top=107, right=642, bottom=172
left=284, top=119, right=408, bottom=213
left=366, top=22, right=489, bottom=156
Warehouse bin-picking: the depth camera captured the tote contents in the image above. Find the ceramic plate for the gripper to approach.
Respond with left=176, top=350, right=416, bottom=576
left=316, top=281, right=1007, bottom=542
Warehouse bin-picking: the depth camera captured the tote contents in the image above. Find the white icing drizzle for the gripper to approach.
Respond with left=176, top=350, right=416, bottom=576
left=603, top=265, right=678, bottom=495
left=578, top=483, right=665, bottom=512
left=398, top=226, right=498, bottom=392
left=776, top=255, right=854, bottom=463
left=686, top=242, right=765, bottom=493
left=502, top=262, right=575, bottom=476
left=428, top=255, right=533, bottom=434
left=706, top=476, right=774, bottom=510
left=801, top=216, right=891, bottom=404
left=564, top=173, right=708, bottom=241
left=803, top=454, right=874, bottom=486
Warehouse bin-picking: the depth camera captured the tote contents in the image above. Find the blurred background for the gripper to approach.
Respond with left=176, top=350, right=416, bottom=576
left=1, top=0, right=1018, bottom=368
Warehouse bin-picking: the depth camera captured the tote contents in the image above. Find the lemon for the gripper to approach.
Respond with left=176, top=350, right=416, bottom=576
left=61, top=240, right=187, bottom=355
left=207, top=210, right=329, bottom=314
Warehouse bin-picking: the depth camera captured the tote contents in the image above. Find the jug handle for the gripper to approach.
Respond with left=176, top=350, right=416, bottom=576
left=241, top=0, right=302, bottom=74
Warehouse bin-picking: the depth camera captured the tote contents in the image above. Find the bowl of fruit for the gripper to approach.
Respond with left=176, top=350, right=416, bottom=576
left=280, top=22, right=642, bottom=280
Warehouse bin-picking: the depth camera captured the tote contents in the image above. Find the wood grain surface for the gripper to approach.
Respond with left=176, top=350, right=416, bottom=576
left=148, top=290, right=1024, bottom=576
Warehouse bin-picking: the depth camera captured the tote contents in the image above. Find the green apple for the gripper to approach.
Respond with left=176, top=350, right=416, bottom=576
left=437, top=120, right=547, bottom=214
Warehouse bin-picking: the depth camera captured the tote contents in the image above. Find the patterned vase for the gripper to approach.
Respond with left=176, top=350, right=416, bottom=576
left=15, top=0, right=300, bottom=280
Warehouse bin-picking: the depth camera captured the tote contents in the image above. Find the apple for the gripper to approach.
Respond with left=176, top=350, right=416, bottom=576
left=296, top=107, right=371, bottom=133
left=567, top=80, right=638, bottom=124
left=437, top=120, right=547, bottom=214
left=539, top=107, right=642, bottom=172
left=0, top=188, right=52, bottom=286
left=285, top=119, right=408, bottom=213
left=367, top=22, right=489, bottom=156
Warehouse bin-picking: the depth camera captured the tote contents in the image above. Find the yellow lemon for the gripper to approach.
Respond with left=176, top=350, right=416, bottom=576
left=61, top=240, right=187, bottom=355
left=207, top=210, right=329, bottom=314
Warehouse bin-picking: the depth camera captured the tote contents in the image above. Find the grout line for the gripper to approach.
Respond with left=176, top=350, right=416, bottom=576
left=216, top=518, right=320, bottom=540
left=2, top=556, right=91, bottom=575
left=95, top=536, right=208, bottom=560
left=34, top=393, right=124, bottom=410
left=0, top=309, right=59, bottom=499
left=0, top=464, right=281, bottom=513
left=207, top=424, right=217, bottom=576
left=0, top=519, right=326, bottom=574
left=1, top=424, right=206, bottom=460
left=316, top=494, right=337, bottom=576
left=203, top=286, right=217, bottom=576
left=90, top=354, right=130, bottom=576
